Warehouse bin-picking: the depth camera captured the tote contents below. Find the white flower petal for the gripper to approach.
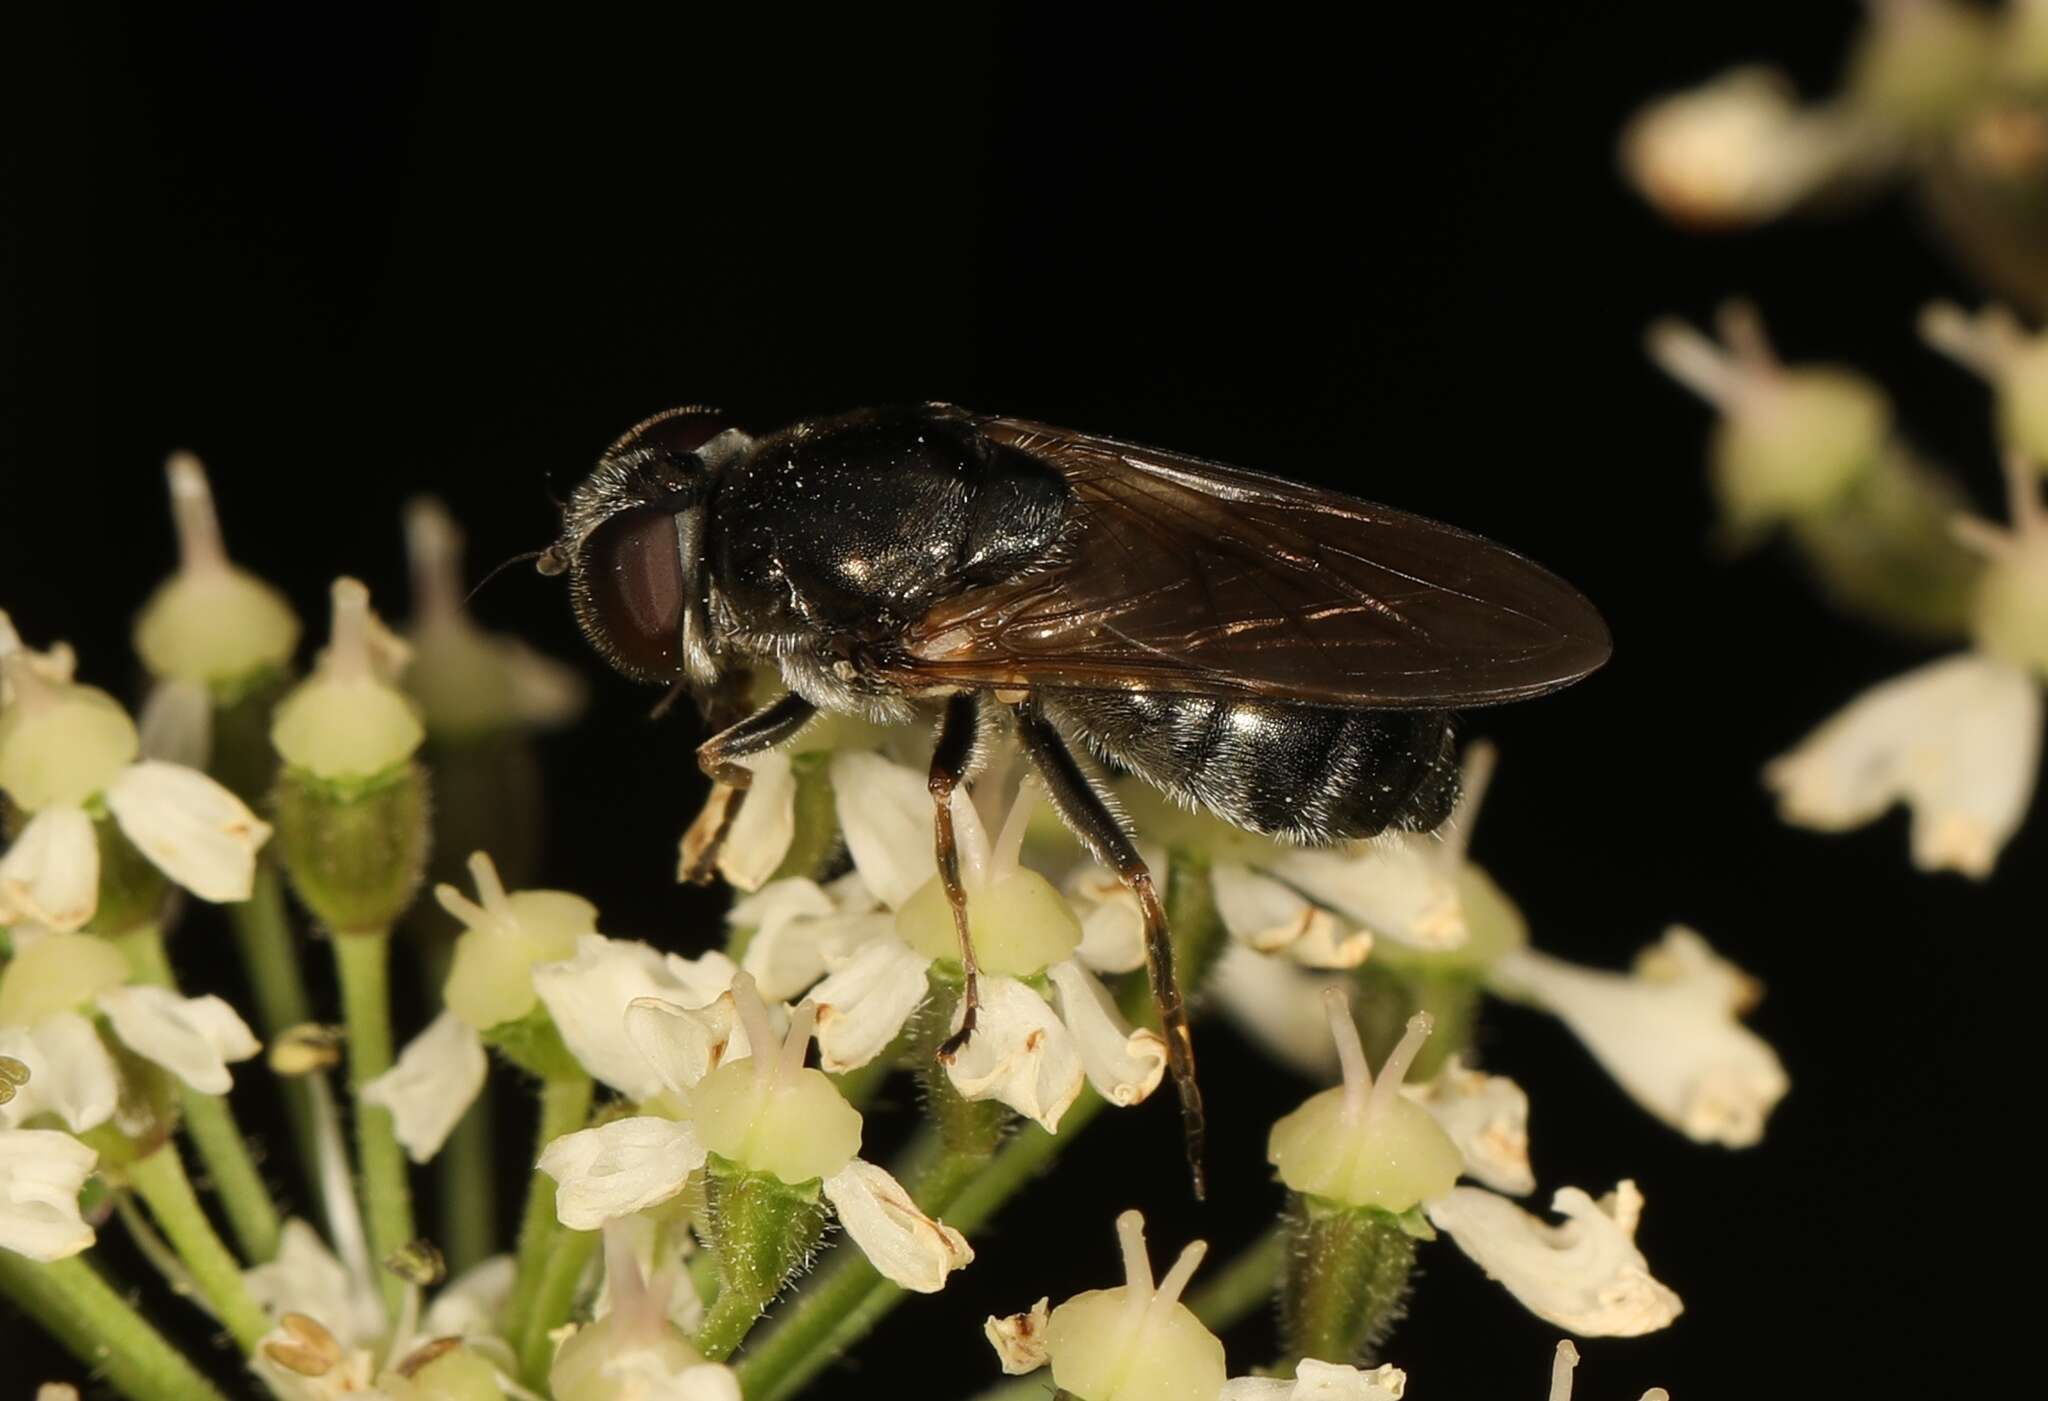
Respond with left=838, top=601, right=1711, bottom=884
left=1490, top=929, right=1788, bottom=1148
left=943, top=975, right=1084, bottom=1132
left=538, top=1116, right=707, bottom=1231
left=360, top=1011, right=487, bottom=1163
left=809, top=937, right=933, bottom=1073
left=136, top=678, right=213, bottom=769
left=104, top=759, right=271, bottom=903
left=0, top=1128, right=97, bottom=1260
left=1426, top=1181, right=1683, bottom=1337
left=0, top=806, right=100, bottom=932
left=1205, top=944, right=1346, bottom=1078
left=97, top=985, right=261, bottom=1095
left=1764, top=652, right=2041, bottom=878
left=0, top=1013, right=120, bottom=1134
left=624, top=995, right=738, bottom=1097
left=1066, top=861, right=1149, bottom=975
left=983, top=1297, right=1050, bottom=1375
left=821, top=1158, right=972, bottom=1293
left=533, top=935, right=741, bottom=1101
left=1220, top=1360, right=1408, bottom=1400
left=1212, top=863, right=1371, bottom=968
left=829, top=751, right=936, bottom=909
left=243, top=1219, right=385, bottom=1350
left=718, top=751, right=799, bottom=893
left=1045, top=960, right=1166, bottom=1106
left=1400, top=1057, right=1535, bottom=1196
left=1266, top=841, right=1466, bottom=952
left=733, top=878, right=894, bottom=1004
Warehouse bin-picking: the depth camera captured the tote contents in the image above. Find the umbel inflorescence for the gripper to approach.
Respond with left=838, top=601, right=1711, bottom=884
left=0, top=450, right=1764, bottom=1400
left=7, top=4, right=2045, bottom=1388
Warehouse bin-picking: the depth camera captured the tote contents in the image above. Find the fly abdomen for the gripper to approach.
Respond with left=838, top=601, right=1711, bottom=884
left=1043, top=689, right=1458, bottom=844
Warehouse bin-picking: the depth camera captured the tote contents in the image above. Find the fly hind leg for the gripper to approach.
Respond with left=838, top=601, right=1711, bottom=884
left=930, top=693, right=991, bottom=1061
left=1011, top=696, right=1206, bottom=1198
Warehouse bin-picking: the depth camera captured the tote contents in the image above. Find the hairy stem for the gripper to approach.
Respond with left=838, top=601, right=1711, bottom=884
left=228, top=861, right=322, bottom=1205
left=124, top=1143, right=273, bottom=1353
left=0, top=1251, right=230, bottom=1401
left=331, top=929, right=412, bottom=1316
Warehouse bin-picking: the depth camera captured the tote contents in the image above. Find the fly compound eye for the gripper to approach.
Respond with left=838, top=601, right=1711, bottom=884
left=574, top=504, right=688, bottom=682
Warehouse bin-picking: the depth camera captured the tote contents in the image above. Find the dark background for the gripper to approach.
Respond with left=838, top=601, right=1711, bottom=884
left=3, top=4, right=2031, bottom=1395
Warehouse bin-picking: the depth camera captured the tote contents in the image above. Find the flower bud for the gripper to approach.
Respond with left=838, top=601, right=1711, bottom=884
left=0, top=671, right=138, bottom=812
left=273, top=581, right=430, bottom=933
left=133, top=453, right=299, bottom=693
left=272, top=579, right=425, bottom=783
left=437, top=851, right=596, bottom=1031
left=897, top=867, right=1082, bottom=975
left=0, top=933, right=129, bottom=1028
left=1040, top=1210, right=1225, bottom=1401
left=1648, top=305, right=1889, bottom=531
left=402, top=497, right=585, bottom=742
left=1268, top=999, right=1461, bottom=1214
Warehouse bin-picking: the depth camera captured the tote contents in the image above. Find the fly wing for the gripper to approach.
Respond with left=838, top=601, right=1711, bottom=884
left=888, top=415, right=1611, bottom=707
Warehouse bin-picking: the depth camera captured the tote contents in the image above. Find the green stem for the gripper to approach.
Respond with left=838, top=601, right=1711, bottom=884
left=502, top=1073, right=594, bottom=1350
left=439, top=1086, right=498, bottom=1275
left=515, top=1225, right=598, bottom=1385
left=331, top=929, right=412, bottom=1316
left=112, top=925, right=282, bottom=1264
left=124, top=1144, right=273, bottom=1353
left=0, top=1252, right=230, bottom=1401
left=695, top=1280, right=770, bottom=1364
left=227, top=861, right=322, bottom=1204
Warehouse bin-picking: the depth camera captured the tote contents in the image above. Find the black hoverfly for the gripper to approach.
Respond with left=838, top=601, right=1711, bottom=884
left=541, top=403, right=1610, bottom=1194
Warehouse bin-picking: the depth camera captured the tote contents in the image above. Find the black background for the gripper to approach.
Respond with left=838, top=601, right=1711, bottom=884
left=3, top=5, right=2032, bottom=1395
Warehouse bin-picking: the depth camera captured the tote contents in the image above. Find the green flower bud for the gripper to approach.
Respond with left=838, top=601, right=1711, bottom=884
left=402, top=498, right=584, bottom=742
left=0, top=671, right=137, bottom=811
left=272, top=579, right=425, bottom=784
left=1042, top=1211, right=1226, bottom=1401
left=896, top=867, right=1082, bottom=975
left=0, top=932, right=129, bottom=1027
left=436, top=851, right=595, bottom=1031
left=1268, top=1002, right=1461, bottom=1215
left=1649, top=305, right=1890, bottom=532
left=273, top=580, right=430, bottom=933
left=133, top=453, right=300, bottom=692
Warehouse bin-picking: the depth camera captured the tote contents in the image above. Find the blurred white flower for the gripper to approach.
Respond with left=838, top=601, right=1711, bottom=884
left=1621, top=67, right=1872, bottom=228
left=95, top=984, right=262, bottom=1095
left=1765, top=651, right=2039, bottom=878
left=1426, top=1182, right=1684, bottom=1338
left=0, top=1128, right=97, bottom=1261
left=1490, top=927, right=1787, bottom=1148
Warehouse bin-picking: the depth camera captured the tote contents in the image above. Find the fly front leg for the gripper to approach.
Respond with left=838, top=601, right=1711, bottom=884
left=1011, top=696, right=1207, bottom=1198
left=930, top=692, right=989, bottom=1062
left=678, top=691, right=818, bottom=885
